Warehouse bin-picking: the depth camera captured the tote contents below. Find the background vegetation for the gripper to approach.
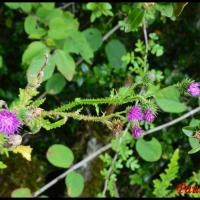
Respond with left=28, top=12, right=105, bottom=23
left=0, top=2, right=200, bottom=197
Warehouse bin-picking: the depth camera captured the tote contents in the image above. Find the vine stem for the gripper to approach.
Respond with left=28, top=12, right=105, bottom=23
left=33, top=106, right=200, bottom=197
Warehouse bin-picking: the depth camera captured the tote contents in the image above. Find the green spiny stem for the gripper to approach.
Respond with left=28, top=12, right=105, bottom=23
left=53, top=95, right=147, bottom=112
left=43, top=110, right=126, bottom=124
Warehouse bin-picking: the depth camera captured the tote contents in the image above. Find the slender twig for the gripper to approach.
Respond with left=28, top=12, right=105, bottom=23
left=33, top=143, right=112, bottom=197
left=144, top=106, right=200, bottom=136
left=102, top=24, right=120, bottom=42
left=33, top=106, right=200, bottom=197
left=102, top=123, right=130, bottom=196
left=36, top=91, right=47, bottom=101
left=59, top=2, right=73, bottom=10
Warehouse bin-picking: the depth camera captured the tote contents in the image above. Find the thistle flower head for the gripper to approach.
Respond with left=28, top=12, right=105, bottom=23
left=187, top=82, right=200, bottom=97
left=144, top=108, right=156, bottom=123
left=127, top=106, right=143, bottom=121
left=132, top=125, right=143, bottom=139
left=0, top=110, right=21, bottom=135
left=148, top=72, right=155, bottom=81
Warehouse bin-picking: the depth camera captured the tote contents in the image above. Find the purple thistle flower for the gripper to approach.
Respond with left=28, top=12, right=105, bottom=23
left=187, top=82, right=200, bottom=97
left=144, top=109, right=156, bottom=123
left=132, top=125, right=143, bottom=139
left=149, top=72, right=155, bottom=81
left=0, top=110, right=21, bottom=135
left=127, top=106, right=143, bottom=121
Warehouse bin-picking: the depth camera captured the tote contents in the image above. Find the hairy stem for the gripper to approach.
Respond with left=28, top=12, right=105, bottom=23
left=53, top=95, right=146, bottom=112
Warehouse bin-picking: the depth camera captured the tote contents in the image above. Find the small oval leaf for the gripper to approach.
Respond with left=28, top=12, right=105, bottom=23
left=47, top=144, right=74, bottom=168
left=136, top=137, right=162, bottom=162
left=11, top=188, right=32, bottom=197
left=65, top=172, right=84, bottom=197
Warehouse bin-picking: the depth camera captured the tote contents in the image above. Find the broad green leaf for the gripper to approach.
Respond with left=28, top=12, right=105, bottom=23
left=105, top=39, right=127, bottom=70
left=26, top=54, right=55, bottom=83
left=188, top=146, right=200, bottom=154
left=41, top=3, right=55, bottom=10
left=11, top=188, right=32, bottom=197
left=54, top=49, right=76, bottom=81
left=155, top=3, right=174, bottom=18
left=190, top=119, right=200, bottom=127
left=22, top=41, right=48, bottom=65
left=4, top=3, right=20, bottom=9
left=36, top=7, right=63, bottom=23
left=24, top=16, right=37, bottom=35
left=182, top=126, right=194, bottom=137
left=48, top=15, right=78, bottom=40
left=64, top=31, right=93, bottom=63
left=126, top=8, right=145, bottom=32
left=83, top=28, right=102, bottom=51
left=45, top=73, right=66, bottom=95
left=29, top=28, right=47, bottom=39
left=189, top=137, right=200, bottom=149
left=155, top=86, right=187, bottom=113
left=48, top=17, right=69, bottom=39
left=19, top=3, right=32, bottom=13
left=65, top=172, right=84, bottom=197
left=136, top=137, right=162, bottom=162
left=46, top=144, right=74, bottom=168
left=64, top=37, right=80, bottom=54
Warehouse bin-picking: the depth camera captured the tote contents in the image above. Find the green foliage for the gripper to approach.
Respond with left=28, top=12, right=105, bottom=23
left=11, top=188, right=32, bottom=197
left=41, top=118, right=67, bottom=131
left=53, top=49, right=76, bottom=81
left=105, top=39, right=127, bottom=71
left=153, top=149, right=179, bottom=197
left=0, top=2, right=196, bottom=198
left=136, top=137, right=162, bottom=162
left=120, top=8, right=145, bottom=32
left=83, top=28, right=102, bottom=52
left=46, top=144, right=74, bottom=168
left=45, top=73, right=66, bottom=95
left=65, top=172, right=84, bottom=197
left=27, top=54, right=55, bottom=83
left=86, top=3, right=113, bottom=22
left=155, top=86, right=187, bottom=113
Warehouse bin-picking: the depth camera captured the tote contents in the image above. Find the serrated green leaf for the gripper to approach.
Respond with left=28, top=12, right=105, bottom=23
left=54, top=49, right=76, bottom=81
left=22, top=41, right=48, bottom=65
left=188, top=146, right=200, bottom=154
left=45, top=73, right=66, bottom=95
